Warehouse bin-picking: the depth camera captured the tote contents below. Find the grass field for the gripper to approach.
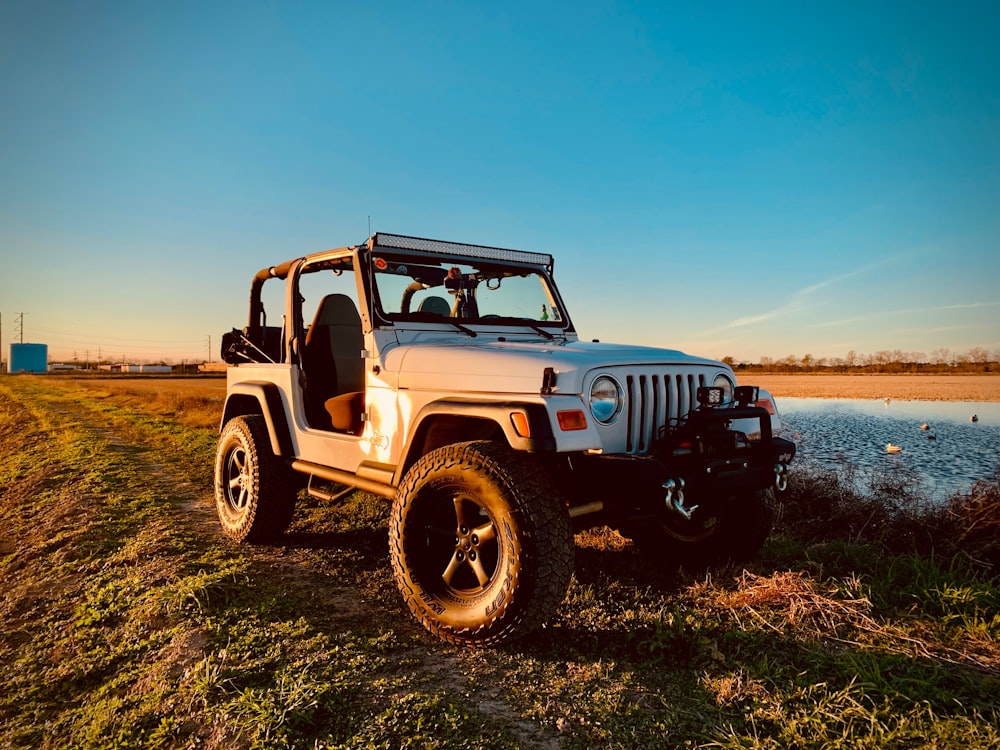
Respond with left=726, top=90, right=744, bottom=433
left=2, top=374, right=998, bottom=748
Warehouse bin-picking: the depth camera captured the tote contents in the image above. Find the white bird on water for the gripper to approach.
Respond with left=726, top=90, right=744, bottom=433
left=886, top=443, right=902, bottom=453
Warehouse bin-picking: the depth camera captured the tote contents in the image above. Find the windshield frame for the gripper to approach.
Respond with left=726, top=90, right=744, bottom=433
left=364, top=247, right=574, bottom=334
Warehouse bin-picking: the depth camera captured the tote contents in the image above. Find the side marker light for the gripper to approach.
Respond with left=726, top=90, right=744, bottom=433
left=510, top=412, right=531, bottom=438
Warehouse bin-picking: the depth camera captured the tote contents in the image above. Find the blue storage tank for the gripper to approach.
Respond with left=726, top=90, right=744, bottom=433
left=10, top=343, right=48, bottom=373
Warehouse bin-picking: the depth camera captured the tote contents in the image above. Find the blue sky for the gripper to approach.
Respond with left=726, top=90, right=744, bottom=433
left=2, top=1, right=998, bottom=364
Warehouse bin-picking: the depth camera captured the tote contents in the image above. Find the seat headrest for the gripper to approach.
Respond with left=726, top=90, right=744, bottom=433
left=417, top=296, right=451, bottom=316
left=312, top=294, right=361, bottom=327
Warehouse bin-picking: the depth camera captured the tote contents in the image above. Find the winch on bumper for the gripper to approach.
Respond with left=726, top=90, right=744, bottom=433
left=568, top=385, right=796, bottom=526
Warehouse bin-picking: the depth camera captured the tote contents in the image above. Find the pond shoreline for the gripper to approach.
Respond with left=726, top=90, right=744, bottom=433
left=746, top=373, right=1000, bottom=402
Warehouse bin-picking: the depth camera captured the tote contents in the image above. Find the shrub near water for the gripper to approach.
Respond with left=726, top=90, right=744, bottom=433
left=777, top=462, right=1000, bottom=573
left=1, top=375, right=999, bottom=748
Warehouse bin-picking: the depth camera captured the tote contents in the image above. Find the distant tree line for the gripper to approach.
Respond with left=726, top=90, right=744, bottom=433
left=726, top=347, right=1000, bottom=374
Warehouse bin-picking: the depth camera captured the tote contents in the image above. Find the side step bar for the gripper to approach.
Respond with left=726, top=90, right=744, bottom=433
left=291, top=459, right=397, bottom=499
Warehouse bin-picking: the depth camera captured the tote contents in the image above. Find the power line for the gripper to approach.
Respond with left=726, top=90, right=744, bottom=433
left=29, top=324, right=205, bottom=346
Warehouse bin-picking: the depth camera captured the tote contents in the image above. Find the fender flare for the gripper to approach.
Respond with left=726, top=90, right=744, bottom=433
left=396, top=398, right=556, bottom=483
left=220, top=381, right=294, bottom=457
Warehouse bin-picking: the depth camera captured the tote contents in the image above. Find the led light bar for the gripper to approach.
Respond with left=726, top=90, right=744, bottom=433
left=372, top=233, right=553, bottom=267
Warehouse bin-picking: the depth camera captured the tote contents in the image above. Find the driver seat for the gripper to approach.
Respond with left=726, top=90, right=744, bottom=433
left=303, top=294, right=365, bottom=432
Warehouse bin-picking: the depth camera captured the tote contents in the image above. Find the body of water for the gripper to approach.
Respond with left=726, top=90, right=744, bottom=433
left=775, top=398, right=1000, bottom=501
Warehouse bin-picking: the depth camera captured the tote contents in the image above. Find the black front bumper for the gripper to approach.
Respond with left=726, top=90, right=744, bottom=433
left=567, top=404, right=796, bottom=523
left=653, top=404, right=795, bottom=495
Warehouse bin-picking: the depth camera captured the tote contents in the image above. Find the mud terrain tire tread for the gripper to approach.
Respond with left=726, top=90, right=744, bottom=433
left=389, top=440, right=573, bottom=647
left=214, top=415, right=297, bottom=543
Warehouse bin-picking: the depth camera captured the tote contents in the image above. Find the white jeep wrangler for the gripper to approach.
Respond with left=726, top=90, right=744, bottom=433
left=214, top=232, right=795, bottom=646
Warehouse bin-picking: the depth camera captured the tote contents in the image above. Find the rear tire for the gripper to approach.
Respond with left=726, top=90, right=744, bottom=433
left=389, top=440, right=574, bottom=647
left=214, top=415, right=297, bottom=542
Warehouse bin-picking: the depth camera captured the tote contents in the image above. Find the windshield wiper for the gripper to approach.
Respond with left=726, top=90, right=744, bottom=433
left=441, top=317, right=552, bottom=339
left=515, top=318, right=554, bottom=340
left=448, top=321, right=478, bottom=337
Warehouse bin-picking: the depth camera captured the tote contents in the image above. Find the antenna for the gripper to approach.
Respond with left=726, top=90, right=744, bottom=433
left=368, top=215, right=372, bottom=236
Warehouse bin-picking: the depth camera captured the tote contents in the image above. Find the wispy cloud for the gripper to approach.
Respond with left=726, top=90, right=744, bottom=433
left=696, top=254, right=902, bottom=336
left=814, top=300, right=1000, bottom=329
left=937, top=301, right=1000, bottom=311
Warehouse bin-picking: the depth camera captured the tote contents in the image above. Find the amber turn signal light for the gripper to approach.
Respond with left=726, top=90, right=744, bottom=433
left=557, top=410, right=588, bottom=431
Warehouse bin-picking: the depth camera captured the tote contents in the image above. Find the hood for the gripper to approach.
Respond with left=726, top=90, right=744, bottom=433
left=386, top=336, right=727, bottom=395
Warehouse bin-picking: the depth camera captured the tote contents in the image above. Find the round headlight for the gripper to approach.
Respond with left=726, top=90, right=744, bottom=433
left=713, top=373, right=735, bottom=404
left=590, top=375, right=624, bottom=424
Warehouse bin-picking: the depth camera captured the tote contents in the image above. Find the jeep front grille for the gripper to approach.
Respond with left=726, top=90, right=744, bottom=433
left=623, top=371, right=709, bottom=454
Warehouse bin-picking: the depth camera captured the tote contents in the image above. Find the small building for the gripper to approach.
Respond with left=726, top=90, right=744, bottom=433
left=10, top=343, right=48, bottom=373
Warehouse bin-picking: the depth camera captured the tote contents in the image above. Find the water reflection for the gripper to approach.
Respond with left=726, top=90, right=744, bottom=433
left=777, top=398, right=1000, bottom=501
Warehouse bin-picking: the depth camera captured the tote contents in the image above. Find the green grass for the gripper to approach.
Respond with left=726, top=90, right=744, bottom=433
left=1, top=374, right=998, bottom=748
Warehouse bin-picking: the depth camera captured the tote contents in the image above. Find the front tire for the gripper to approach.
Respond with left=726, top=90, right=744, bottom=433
left=214, top=415, right=297, bottom=543
left=389, top=441, right=574, bottom=647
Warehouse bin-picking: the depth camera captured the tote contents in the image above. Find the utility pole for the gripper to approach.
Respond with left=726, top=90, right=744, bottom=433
left=15, top=312, right=25, bottom=343
left=207, top=334, right=212, bottom=363
left=1, top=312, right=4, bottom=373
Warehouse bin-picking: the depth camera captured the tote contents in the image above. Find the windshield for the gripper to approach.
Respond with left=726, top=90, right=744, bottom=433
left=370, top=252, right=567, bottom=327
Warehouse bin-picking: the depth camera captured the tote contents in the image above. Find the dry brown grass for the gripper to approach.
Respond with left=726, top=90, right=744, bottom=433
left=65, top=374, right=227, bottom=397
left=749, top=373, right=1000, bottom=402
left=45, top=374, right=225, bottom=429
left=711, top=570, right=877, bottom=637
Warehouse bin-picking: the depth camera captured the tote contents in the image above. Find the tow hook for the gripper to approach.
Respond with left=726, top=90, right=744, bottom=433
left=774, top=462, right=789, bottom=492
left=663, top=477, right=698, bottom=520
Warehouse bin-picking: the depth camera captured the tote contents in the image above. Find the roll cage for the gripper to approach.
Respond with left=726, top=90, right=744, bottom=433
left=229, top=233, right=575, bottom=367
